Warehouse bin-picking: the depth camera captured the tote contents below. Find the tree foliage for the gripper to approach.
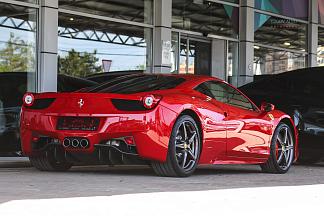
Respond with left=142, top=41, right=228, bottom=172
left=0, top=32, right=36, bottom=72
left=57, top=49, right=102, bottom=78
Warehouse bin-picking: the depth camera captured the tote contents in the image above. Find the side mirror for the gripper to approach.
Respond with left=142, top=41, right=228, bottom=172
left=261, top=102, right=275, bottom=113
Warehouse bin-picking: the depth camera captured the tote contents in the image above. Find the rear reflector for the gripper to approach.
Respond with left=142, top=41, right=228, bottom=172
left=31, top=134, right=39, bottom=142
left=124, top=137, right=135, bottom=145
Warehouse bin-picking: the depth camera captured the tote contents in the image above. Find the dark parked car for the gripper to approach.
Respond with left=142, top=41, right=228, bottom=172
left=239, top=67, right=324, bottom=164
left=0, top=72, right=97, bottom=154
left=85, top=70, right=143, bottom=83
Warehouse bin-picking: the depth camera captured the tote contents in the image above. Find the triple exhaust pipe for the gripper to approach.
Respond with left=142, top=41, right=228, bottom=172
left=63, top=138, right=89, bottom=148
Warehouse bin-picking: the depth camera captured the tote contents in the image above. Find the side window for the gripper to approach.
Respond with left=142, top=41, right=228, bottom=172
left=204, top=81, right=228, bottom=103
left=201, top=81, right=256, bottom=111
left=194, top=83, right=214, bottom=98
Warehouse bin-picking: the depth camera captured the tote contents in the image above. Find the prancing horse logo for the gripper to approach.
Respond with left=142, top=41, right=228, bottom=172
left=78, top=99, right=84, bottom=108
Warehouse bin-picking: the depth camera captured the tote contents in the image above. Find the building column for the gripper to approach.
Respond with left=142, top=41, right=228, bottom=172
left=238, top=0, right=254, bottom=87
left=39, top=0, right=58, bottom=92
left=153, top=0, right=172, bottom=73
left=309, top=0, right=318, bottom=67
left=211, top=39, right=226, bottom=81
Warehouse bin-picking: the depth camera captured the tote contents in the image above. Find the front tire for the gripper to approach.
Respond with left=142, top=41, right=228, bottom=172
left=152, top=115, right=201, bottom=177
left=261, top=122, right=295, bottom=174
left=29, top=155, right=73, bottom=172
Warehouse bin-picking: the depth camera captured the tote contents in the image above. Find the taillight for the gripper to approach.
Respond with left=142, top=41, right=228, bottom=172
left=142, top=94, right=162, bottom=109
left=23, top=93, right=35, bottom=106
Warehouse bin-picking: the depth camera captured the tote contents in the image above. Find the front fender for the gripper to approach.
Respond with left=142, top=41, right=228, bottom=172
left=269, top=110, right=299, bottom=161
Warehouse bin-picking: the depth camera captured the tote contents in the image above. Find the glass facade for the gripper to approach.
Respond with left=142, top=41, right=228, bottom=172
left=15, top=0, right=38, bottom=3
left=0, top=2, right=38, bottom=150
left=0, top=3, right=37, bottom=98
left=0, top=0, right=321, bottom=124
left=319, top=0, right=324, bottom=24
left=0, top=0, right=323, bottom=153
left=317, top=27, right=324, bottom=66
left=254, top=46, right=306, bottom=75
left=58, top=0, right=153, bottom=24
left=57, top=13, right=152, bottom=79
left=255, top=0, right=308, bottom=20
left=172, top=0, right=239, bottom=39
left=179, top=37, right=211, bottom=75
left=254, top=12, right=307, bottom=52
left=171, top=32, right=179, bottom=74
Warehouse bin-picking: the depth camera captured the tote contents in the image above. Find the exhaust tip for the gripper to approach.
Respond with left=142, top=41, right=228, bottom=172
left=80, top=139, right=89, bottom=148
left=72, top=139, right=79, bottom=148
left=63, top=138, right=70, bottom=147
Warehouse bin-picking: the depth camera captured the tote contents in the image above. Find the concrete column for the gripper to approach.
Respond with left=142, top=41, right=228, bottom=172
left=153, top=0, right=172, bottom=73
left=238, top=0, right=254, bottom=87
left=309, top=0, right=318, bottom=67
left=211, top=39, right=226, bottom=81
left=39, top=0, right=58, bottom=92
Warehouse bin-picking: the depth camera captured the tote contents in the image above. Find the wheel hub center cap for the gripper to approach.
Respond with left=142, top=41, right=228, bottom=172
left=184, top=143, right=187, bottom=149
left=282, top=146, right=285, bottom=151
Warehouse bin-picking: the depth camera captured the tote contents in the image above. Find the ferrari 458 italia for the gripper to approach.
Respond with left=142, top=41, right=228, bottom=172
left=20, top=74, right=298, bottom=177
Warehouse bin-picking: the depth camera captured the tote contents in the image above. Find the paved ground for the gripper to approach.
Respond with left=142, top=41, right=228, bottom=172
left=0, top=157, right=323, bottom=215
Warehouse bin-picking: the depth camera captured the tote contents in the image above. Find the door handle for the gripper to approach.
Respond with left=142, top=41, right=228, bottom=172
left=224, top=111, right=228, bottom=117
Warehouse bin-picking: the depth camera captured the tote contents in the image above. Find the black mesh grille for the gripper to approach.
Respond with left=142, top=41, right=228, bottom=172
left=111, top=99, right=148, bottom=111
left=26, top=98, right=56, bottom=110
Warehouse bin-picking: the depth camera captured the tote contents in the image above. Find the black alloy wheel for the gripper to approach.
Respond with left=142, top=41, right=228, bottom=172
left=151, top=115, right=201, bottom=177
left=261, top=122, right=295, bottom=174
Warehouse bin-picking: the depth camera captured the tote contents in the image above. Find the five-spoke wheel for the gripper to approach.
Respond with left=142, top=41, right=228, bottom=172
left=152, top=115, right=201, bottom=177
left=261, top=122, right=295, bottom=174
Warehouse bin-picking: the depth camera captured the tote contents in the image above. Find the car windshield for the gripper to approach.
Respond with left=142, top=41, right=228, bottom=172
left=81, top=75, right=186, bottom=94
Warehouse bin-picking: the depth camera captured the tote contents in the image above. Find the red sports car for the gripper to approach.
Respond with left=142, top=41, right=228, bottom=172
left=20, top=74, right=298, bottom=177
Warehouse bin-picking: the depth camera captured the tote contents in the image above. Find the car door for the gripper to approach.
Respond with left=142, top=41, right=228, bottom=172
left=203, top=81, right=272, bottom=159
left=193, top=83, right=227, bottom=163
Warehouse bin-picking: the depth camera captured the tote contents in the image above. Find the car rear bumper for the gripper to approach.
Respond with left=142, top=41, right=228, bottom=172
left=20, top=105, right=178, bottom=163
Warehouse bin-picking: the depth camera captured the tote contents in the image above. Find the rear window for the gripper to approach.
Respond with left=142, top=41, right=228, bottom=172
left=82, top=75, right=186, bottom=94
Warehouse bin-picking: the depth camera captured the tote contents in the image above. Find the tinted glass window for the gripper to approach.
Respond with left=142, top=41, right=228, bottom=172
left=82, top=75, right=186, bottom=94
left=287, top=71, right=324, bottom=95
left=194, top=84, right=214, bottom=98
left=57, top=75, right=97, bottom=93
left=195, top=81, right=255, bottom=111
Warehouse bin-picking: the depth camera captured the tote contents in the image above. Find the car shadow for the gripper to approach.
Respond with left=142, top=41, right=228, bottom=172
left=66, top=164, right=265, bottom=177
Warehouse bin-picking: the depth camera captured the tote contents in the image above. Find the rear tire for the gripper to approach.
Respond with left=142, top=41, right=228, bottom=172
left=261, top=122, right=294, bottom=174
left=152, top=115, right=201, bottom=177
left=29, top=155, right=73, bottom=172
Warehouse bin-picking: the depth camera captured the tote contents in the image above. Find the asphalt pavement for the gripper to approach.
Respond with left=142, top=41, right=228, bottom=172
left=0, top=157, right=323, bottom=215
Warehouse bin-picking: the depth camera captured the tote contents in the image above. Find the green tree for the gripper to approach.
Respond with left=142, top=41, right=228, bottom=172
left=135, top=63, right=145, bottom=70
left=57, top=49, right=102, bottom=78
left=0, top=32, right=36, bottom=72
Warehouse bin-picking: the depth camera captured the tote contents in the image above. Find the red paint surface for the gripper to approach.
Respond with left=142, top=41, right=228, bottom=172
left=20, top=74, right=298, bottom=164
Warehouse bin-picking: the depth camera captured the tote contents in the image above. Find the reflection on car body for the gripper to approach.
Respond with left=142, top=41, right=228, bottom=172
left=20, top=74, right=298, bottom=177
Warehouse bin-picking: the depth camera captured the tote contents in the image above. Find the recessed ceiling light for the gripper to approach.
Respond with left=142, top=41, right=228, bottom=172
left=254, top=46, right=260, bottom=49
left=70, top=18, right=74, bottom=21
left=284, top=42, right=290, bottom=46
